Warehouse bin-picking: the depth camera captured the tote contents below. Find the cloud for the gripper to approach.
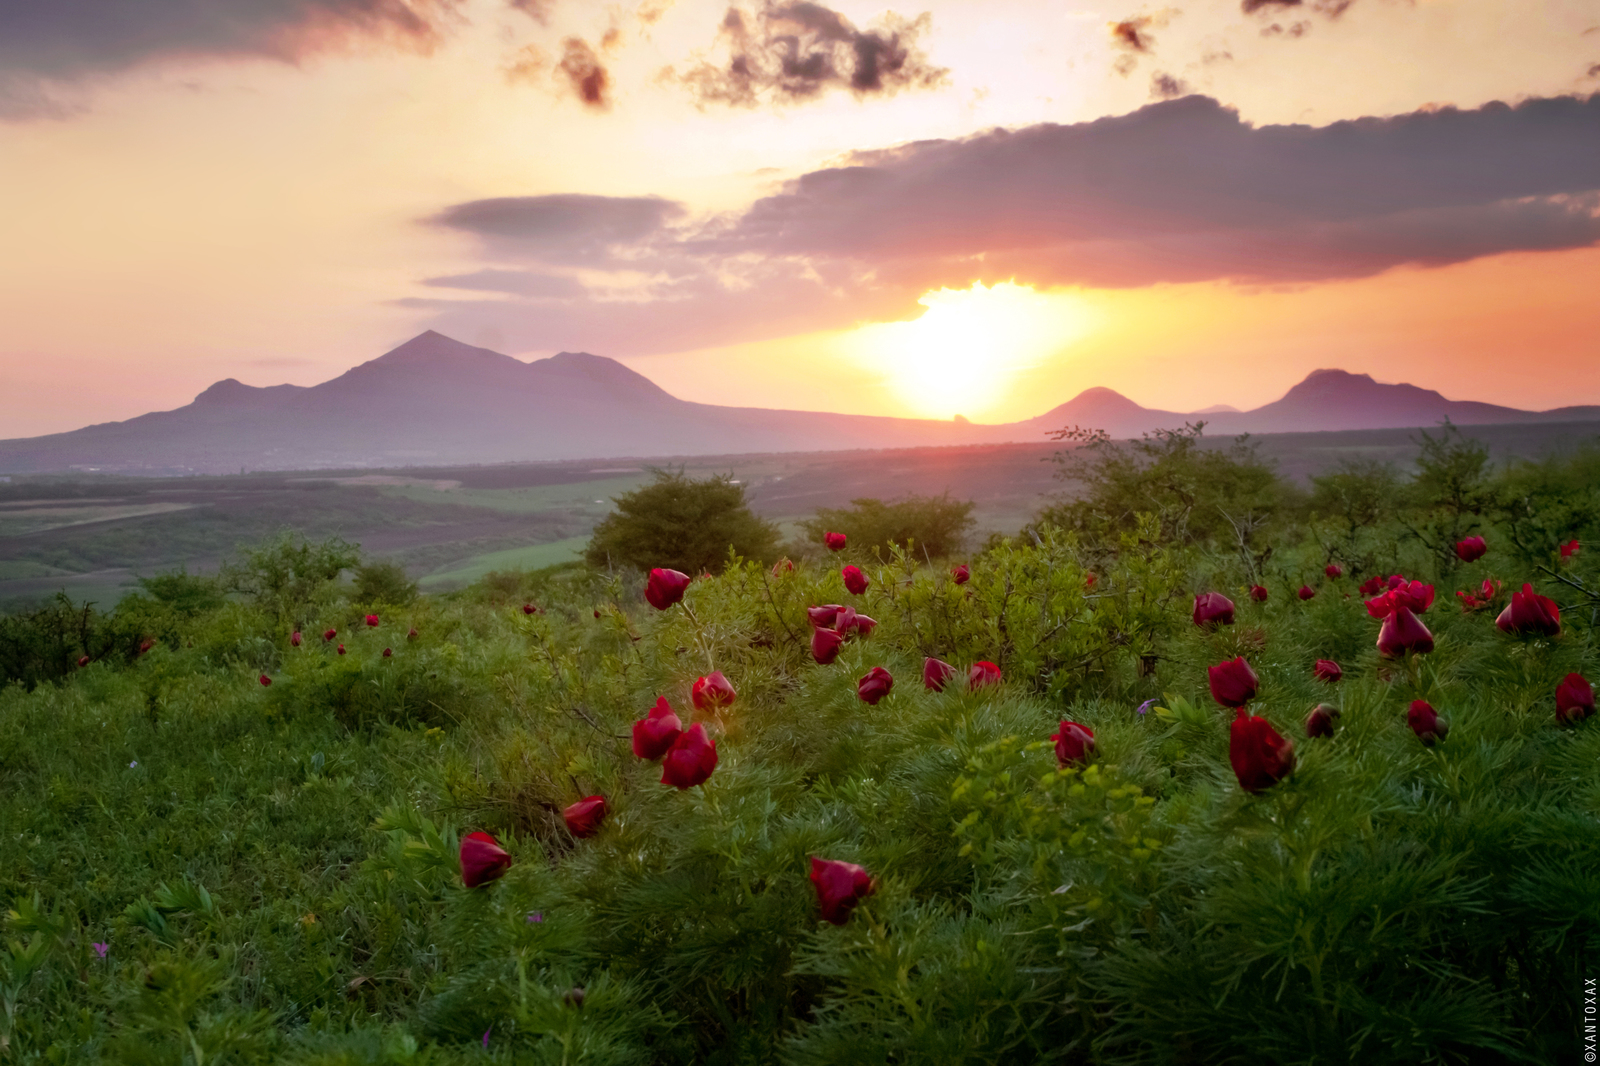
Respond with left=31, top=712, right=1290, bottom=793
left=0, top=0, right=466, bottom=119
left=1108, top=9, right=1178, bottom=75
left=1150, top=72, right=1188, bottom=99
left=1242, top=0, right=1354, bottom=23
left=428, top=194, right=685, bottom=262
left=421, top=269, right=588, bottom=298
left=414, top=93, right=1600, bottom=355
left=556, top=36, right=611, bottom=108
left=669, top=2, right=946, bottom=108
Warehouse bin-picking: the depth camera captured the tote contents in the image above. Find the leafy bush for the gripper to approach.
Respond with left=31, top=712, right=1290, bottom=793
left=798, top=493, right=976, bottom=559
left=584, top=468, right=779, bottom=574
left=349, top=560, right=420, bottom=607
left=218, top=532, right=360, bottom=626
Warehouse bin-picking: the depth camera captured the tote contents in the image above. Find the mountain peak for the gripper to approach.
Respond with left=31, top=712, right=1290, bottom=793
left=369, top=330, right=515, bottom=368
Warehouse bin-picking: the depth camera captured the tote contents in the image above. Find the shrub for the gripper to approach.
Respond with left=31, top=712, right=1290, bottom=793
left=349, top=559, right=419, bottom=607
left=583, top=468, right=779, bottom=574
left=798, top=493, right=976, bottom=559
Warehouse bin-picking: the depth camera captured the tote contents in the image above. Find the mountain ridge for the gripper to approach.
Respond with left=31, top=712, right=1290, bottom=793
left=2, top=333, right=1596, bottom=475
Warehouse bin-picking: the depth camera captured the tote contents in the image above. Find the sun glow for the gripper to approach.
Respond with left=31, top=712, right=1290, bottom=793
left=844, top=282, right=1095, bottom=420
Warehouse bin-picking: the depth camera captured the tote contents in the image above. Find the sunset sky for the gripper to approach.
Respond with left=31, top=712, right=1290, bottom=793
left=1, top=0, right=1597, bottom=437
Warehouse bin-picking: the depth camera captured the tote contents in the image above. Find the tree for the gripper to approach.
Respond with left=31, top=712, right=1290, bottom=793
left=350, top=560, right=419, bottom=606
left=799, top=494, right=977, bottom=560
left=1308, top=458, right=1403, bottom=574
left=584, top=469, right=779, bottom=575
left=218, top=533, right=360, bottom=626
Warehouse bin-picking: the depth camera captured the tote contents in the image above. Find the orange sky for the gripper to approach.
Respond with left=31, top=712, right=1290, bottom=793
left=0, top=0, right=1597, bottom=436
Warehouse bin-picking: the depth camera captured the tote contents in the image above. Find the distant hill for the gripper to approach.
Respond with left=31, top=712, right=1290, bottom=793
left=0, top=333, right=1595, bottom=474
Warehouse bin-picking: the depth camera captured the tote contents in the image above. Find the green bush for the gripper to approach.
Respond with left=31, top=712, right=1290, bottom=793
left=583, top=468, right=779, bottom=575
left=798, top=493, right=976, bottom=560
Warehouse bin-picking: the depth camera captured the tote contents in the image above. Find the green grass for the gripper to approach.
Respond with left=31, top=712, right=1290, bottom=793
left=418, top=537, right=591, bottom=588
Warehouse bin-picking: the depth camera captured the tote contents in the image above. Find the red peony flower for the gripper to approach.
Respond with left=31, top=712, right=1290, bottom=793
left=809, top=856, right=875, bottom=925
left=1305, top=703, right=1339, bottom=738
left=1392, top=581, right=1435, bottom=613
left=661, top=723, right=718, bottom=789
left=857, top=666, right=894, bottom=705
left=632, top=697, right=684, bottom=759
left=1298, top=585, right=1316, bottom=601
left=842, top=565, right=869, bottom=595
left=1325, top=563, right=1344, bottom=579
left=1192, top=592, right=1236, bottom=627
left=951, top=564, right=970, bottom=585
left=563, top=796, right=607, bottom=838
left=1313, top=659, right=1342, bottom=683
left=923, top=657, right=957, bottom=691
left=1496, top=583, right=1561, bottom=637
left=645, top=568, right=691, bottom=611
left=968, top=660, right=1002, bottom=689
left=691, top=670, right=737, bottom=712
left=811, top=627, right=844, bottom=665
left=1560, top=539, right=1580, bottom=561
left=76, top=655, right=90, bottom=668
left=522, top=603, right=537, bottom=615
left=824, top=531, right=847, bottom=552
left=259, top=674, right=272, bottom=686
left=772, top=558, right=795, bottom=575
left=365, top=614, right=379, bottom=627
left=1455, top=536, right=1488, bottom=562
left=407, top=627, right=419, bottom=641
left=1555, top=672, right=1595, bottom=725
left=1376, top=606, right=1434, bottom=657
left=1456, top=578, right=1503, bottom=613
left=1249, top=584, right=1268, bottom=602
left=1358, top=575, right=1384, bottom=597
left=460, top=831, right=512, bottom=887
left=382, top=647, right=392, bottom=658
left=291, top=631, right=302, bottom=647
left=337, top=644, right=346, bottom=656
left=1085, top=572, right=1098, bottom=589
left=137, top=638, right=156, bottom=656
left=807, top=605, right=842, bottom=628
left=323, top=628, right=337, bottom=642
left=1052, top=720, right=1096, bottom=766
left=1229, top=708, right=1295, bottom=792
left=1208, top=656, right=1259, bottom=708
left=1407, top=699, right=1448, bottom=746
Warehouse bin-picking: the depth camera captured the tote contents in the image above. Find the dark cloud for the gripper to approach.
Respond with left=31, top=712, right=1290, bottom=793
left=1108, top=10, right=1178, bottom=75
left=428, top=194, right=685, bottom=263
left=416, top=93, right=1600, bottom=356
left=1150, top=72, right=1188, bottom=99
left=670, top=2, right=946, bottom=107
left=1587, top=63, right=1600, bottom=79
left=0, top=0, right=465, bottom=119
left=508, top=0, right=557, bottom=23
left=557, top=36, right=610, bottom=108
left=1243, top=0, right=1353, bottom=22
left=421, top=269, right=587, bottom=298
left=1260, top=20, right=1310, bottom=38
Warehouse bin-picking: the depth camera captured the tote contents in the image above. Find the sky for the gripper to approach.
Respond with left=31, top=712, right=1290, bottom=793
left=1, top=0, right=1597, bottom=436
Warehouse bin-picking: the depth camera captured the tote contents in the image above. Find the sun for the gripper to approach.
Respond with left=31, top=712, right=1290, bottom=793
left=845, top=282, right=1095, bottom=420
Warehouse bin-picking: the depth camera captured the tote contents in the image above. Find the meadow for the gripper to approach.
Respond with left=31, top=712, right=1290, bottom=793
left=0, top=424, right=1597, bottom=1063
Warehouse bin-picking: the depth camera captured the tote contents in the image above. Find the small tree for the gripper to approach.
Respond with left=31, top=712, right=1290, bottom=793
left=219, top=533, right=360, bottom=626
left=1402, top=422, right=1491, bottom=574
left=1309, top=458, right=1403, bottom=575
left=350, top=560, right=419, bottom=606
left=584, top=469, right=779, bottom=575
left=799, top=494, right=977, bottom=560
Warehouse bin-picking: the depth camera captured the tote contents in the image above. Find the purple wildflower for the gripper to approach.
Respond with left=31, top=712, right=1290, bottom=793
left=1135, top=699, right=1155, bottom=716
left=92, top=942, right=108, bottom=959
left=526, top=911, right=544, bottom=923
left=482, top=1027, right=491, bottom=1048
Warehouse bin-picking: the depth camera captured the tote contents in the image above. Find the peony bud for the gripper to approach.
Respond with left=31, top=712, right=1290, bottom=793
left=259, top=675, right=272, bottom=686
left=1085, top=572, right=1098, bottom=589
left=809, top=856, right=875, bottom=925
left=1249, top=584, right=1268, bottom=602
left=1208, top=656, right=1259, bottom=708
left=1495, top=583, right=1561, bottom=637
left=382, top=647, right=392, bottom=658
left=337, top=643, right=346, bottom=656
left=522, top=603, right=537, bottom=615
left=1407, top=699, right=1448, bottom=746
left=632, top=697, right=684, bottom=759
left=1298, top=585, right=1316, bottom=601
left=365, top=614, right=380, bottom=627
left=772, top=558, right=795, bottom=575
left=1325, top=563, right=1343, bottom=579
left=645, top=568, right=691, bottom=611
left=323, top=628, right=336, bottom=642
left=407, top=627, right=419, bottom=641
left=660, top=723, right=718, bottom=789
left=1052, top=720, right=1096, bottom=766
left=1376, top=606, right=1434, bottom=657
left=76, top=655, right=90, bottom=668
left=1313, top=659, right=1342, bottom=683
left=1192, top=592, right=1236, bottom=627
left=811, top=627, right=844, bottom=665
left=1560, top=539, right=1580, bottom=561
left=1230, top=708, right=1295, bottom=792
left=291, top=631, right=302, bottom=647
left=1454, top=536, right=1487, bottom=563
left=562, top=796, right=607, bottom=838
left=691, top=671, right=737, bottom=712
left=1555, top=672, right=1595, bottom=726
left=951, top=564, right=970, bottom=585
left=923, top=657, right=957, bottom=692
left=460, top=831, right=511, bottom=887
left=825, top=531, right=847, bottom=552
left=968, top=660, right=1002, bottom=689
left=842, top=565, right=869, bottom=596
left=1305, top=703, right=1339, bottom=738
left=857, top=666, right=894, bottom=705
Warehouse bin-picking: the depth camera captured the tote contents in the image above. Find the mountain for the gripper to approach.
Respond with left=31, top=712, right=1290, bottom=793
left=1, top=335, right=1596, bottom=474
